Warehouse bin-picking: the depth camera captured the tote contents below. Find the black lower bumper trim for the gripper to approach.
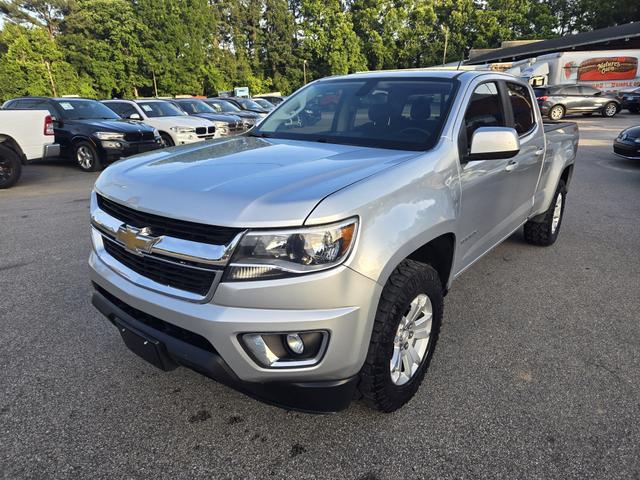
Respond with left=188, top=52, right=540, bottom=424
left=91, top=289, right=357, bottom=413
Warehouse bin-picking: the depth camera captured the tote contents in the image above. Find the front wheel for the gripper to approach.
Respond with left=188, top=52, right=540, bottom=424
left=523, top=180, right=566, bottom=246
left=358, top=259, right=443, bottom=412
left=548, top=105, right=565, bottom=120
left=0, top=144, right=22, bottom=189
left=74, top=141, right=102, bottom=172
left=160, top=132, right=174, bottom=147
left=602, top=102, right=618, bottom=118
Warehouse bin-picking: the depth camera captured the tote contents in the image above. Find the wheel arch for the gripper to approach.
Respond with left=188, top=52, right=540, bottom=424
left=405, top=233, right=456, bottom=293
left=0, top=135, right=26, bottom=163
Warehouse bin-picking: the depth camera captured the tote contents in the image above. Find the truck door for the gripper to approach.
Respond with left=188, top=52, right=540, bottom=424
left=503, top=81, right=546, bottom=224
left=455, top=81, right=521, bottom=270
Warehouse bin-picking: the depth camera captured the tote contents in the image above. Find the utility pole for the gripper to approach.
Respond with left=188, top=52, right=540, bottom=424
left=442, top=26, right=449, bottom=66
left=152, top=71, right=158, bottom=97
left=303, top=60, right=307, bottom=84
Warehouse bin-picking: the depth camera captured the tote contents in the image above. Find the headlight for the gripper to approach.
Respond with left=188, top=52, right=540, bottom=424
left=170, top=126, right=196, bottom=134
left=225, top=218, right=358, bottom=281
left=95, top=131, right=125, bottom=140
left=214, top=121, right=229, bottom=134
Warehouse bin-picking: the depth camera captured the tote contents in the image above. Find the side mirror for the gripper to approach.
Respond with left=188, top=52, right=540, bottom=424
left=129, top=113, right=141, bottom=120
left=468, top=127, right=520, bottom=161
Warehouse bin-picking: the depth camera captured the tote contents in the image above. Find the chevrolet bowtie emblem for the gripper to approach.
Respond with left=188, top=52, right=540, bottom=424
left=115, top=225, right=159, bottom=255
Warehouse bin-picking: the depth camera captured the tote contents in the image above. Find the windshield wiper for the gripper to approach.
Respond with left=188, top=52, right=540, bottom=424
left=250, top=132, right=271, bottom=138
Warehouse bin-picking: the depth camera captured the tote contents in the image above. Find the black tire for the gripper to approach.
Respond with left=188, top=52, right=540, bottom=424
left=160, top=132, right=174, bottom=147
left=548, top=105, right=565, bottom=120
left=628, top=105, right=639, bottom=114
left=358, top=259, right=443, bottom=412
left=0, top=144, right=22, bottom=189
left=601, top=102, right=618, bottom=118
left=523, top=180, right=567, bottom=246
left=74, top=140, right=102, bottom=172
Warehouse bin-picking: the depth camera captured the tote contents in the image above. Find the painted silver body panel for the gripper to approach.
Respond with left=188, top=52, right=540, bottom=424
left=90, top=70, right=578, bottom=382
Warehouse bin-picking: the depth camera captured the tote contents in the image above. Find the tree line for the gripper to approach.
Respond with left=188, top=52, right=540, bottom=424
left=0, top=0, right=638, bottom=102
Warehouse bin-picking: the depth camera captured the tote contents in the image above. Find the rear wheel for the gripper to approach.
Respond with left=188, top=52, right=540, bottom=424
left=628, top=105, right=639, bottom=114
left=0, top=144, right=22, bottom=189
left=74, top=141, right=102, bottom=172
left=548, top=105, right=565, bottom=120
left=358, top=259, right=443, bottom=412
left=602, top=102, right=618, bottom=118
left=523, top=180, right=566, bottom=246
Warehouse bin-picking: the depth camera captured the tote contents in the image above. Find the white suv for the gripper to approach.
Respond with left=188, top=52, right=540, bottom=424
left=102, top=99, right=216, bottom=147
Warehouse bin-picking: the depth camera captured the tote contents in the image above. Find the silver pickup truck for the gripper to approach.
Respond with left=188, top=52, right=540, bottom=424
left=89, top=70, right=578, bottom=412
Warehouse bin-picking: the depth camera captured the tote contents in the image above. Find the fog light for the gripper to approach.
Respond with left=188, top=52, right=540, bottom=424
left=286, top=333, right=304, bottom=354
left=240, top=331, right=328, bottom=368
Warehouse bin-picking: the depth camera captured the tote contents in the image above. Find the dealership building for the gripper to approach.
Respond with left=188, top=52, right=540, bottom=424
left=465, top=22, right=640, bottom=91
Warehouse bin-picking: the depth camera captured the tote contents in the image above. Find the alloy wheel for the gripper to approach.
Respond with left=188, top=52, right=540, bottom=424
left=390, top=293, right=433, bottom=386
left=77, top=146, right=94, bottom=169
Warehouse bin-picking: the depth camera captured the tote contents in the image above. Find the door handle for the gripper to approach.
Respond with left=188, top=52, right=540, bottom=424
left=505, top=160, right=518, bottom=172
left=534, top=148, right=544, bottom=156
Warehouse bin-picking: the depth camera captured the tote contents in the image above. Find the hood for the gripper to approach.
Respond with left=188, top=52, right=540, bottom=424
left=68, top=118, right=155, bottom=133
left=95, top=136, right=419, bottom=227
left=234, top=111, right=261, bottom=120
left=620, top=125, right=640, bottom=138
left=191, top=113, right=242, bottom=123
left=151, top=115, right=212, bottom=127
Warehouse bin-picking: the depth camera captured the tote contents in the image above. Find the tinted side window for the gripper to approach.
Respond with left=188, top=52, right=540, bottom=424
left=464, top=82, right=505, bottom=148
left=106, top=102, right=136, bottom=118
left=561, top=86, right=580, bottom=95
left=506, top=82, right=535, bottom=135
left=579, top=86, right=599, bottom=96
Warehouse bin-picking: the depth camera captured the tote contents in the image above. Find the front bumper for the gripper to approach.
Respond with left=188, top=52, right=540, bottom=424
left=100, top=139, right=163, bottom=160
left=92, top=286, right=358, bottom=412
left=613, top=140, right=640, bottom=159
left=89, top=247, right=381, bottom=410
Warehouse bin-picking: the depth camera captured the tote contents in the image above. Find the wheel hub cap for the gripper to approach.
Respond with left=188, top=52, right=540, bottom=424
left=390, top=293, right=433, bottom=386
left=77, top=146, right=93, bottom=169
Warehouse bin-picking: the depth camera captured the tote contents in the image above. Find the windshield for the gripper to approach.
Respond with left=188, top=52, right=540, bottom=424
left=138, top=101, right=186, bottom=117
left=54, top=99, right=120, bottom=120
left=237, top=98, right=264, bottom=110
left=253, top=98, right=274, bottom=109
left=253, top=77, right=456, bottom=151
left=205, top=99, right=241, bottom=113
left=176, top=100, right=216, bottom=114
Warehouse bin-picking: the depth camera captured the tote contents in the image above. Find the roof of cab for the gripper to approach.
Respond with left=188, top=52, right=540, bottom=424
left=317, top=68, right=514, bottom=82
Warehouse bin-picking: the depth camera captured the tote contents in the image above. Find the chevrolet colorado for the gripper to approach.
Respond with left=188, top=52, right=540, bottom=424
left=89, top=70, right=579, bottom=412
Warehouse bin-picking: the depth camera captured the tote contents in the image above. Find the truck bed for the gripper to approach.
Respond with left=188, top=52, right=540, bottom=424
left=543, top=121, right=577, bottom=133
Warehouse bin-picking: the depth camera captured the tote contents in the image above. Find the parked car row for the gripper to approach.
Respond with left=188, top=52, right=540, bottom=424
left=0, top=95, right=283, bottom=175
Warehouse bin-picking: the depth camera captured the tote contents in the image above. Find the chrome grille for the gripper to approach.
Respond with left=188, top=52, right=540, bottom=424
left=92, top=194, right=244, bottom=301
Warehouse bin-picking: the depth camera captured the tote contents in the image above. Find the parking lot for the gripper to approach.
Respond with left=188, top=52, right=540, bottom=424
left=1, top=114, right=639, bottom=479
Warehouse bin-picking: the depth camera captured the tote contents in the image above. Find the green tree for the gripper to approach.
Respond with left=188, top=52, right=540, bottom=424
left=59, top=0, right=145, bottom=98
left=260, top=0, right=302, bottom=93
left=300, top=0, right=367, bottom=79
left=0, top=0, right=71, bottom=38
left=0, top=22, right=89, bottom=100
left=133, top=0, right=220, bottom=96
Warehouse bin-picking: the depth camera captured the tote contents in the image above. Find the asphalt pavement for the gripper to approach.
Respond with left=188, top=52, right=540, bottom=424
left=1, top=113, right=639, bottom=479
